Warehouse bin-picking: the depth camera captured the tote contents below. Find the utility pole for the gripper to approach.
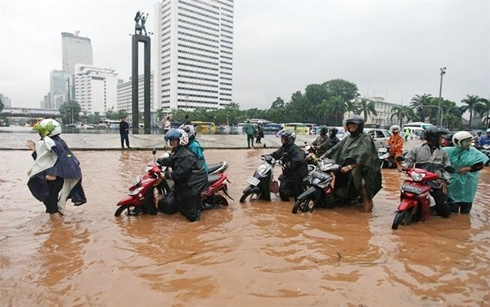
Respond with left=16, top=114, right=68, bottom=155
left=437, top=67, right=447, bottom=127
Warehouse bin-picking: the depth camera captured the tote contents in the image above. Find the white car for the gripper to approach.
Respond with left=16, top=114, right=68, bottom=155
left=340, top=128, right=391, bottom=149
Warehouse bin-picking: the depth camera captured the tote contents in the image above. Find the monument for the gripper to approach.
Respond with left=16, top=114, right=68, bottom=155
left=132, top=11, right=151, bottom=134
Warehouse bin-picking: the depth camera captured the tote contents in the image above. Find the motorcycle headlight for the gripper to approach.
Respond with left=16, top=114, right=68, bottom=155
left=410, top=171, right=425, bottom=182
left=257, top=163, right=268, bottom=177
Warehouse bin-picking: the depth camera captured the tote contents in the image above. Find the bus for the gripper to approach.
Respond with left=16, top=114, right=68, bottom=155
left=282, top=123, right=309, bottom=135
left=192, top=121, right=216, bottom=134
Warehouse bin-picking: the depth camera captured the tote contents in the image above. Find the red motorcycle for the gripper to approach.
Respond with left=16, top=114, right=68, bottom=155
left=115, top=149, right=231, bottom=217
left=392, top=161, right=454, bottom=230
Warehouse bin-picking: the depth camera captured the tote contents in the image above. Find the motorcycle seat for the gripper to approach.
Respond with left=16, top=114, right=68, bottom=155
left=207, top=173, right=221, bottom=185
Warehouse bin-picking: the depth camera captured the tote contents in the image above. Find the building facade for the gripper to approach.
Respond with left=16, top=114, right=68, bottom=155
left=153, top=0, right=234, bottom=112
left=49, top=70, right=70, bottom=110
left=117, top=74, right=156, bottom=124
left=61, top=32, right=93, bottom=75
left=74, top=65, right=118, bottom=114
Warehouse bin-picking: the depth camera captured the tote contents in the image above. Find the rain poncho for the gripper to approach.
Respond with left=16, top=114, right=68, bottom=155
left=325, top=132, right=382, bottom=200
left=28, top=120, right=86, bottom=214
left=444, top=146, right=489, bottom=203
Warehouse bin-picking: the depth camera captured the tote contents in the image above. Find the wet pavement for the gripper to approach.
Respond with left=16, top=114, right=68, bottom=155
left=1, top=130, right=488, bottom=306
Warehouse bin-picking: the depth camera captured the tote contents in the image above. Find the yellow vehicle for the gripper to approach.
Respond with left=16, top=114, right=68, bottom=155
left=192, top=121, right=216, bottom=134
left=282, top=123, right=309, bottom=135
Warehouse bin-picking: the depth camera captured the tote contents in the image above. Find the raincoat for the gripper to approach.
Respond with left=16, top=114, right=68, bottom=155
left=444, top=146, right=489, bottom=203
left=326, top=132, right=382, bottom=200
left=28, top=135, right=86, bottom=213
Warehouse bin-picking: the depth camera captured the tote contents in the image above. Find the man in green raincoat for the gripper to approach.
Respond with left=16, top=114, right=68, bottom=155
left=444, top=131, right=489, bottom=213
left=321, top=115, right=382, bottom=212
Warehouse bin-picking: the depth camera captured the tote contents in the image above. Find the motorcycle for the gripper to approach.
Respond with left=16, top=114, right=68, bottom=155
left=115, top=148, right=232, bottom=217
left=480, top=144, right=490, bottom=164
left=377, top=146, right=393, bottom=168
left=239, top=144, right=315, bottom=203
left=292, top=158, right=340, bottom=213
left=391, top=159, right=455, bottom=230
left=304, top=141, right=319, bottom=164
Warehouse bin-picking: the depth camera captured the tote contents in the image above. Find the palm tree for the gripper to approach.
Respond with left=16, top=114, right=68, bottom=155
left=460, top=95, right=484, bottom=129
left=358, top=98, right=377, bottom=123
left=391, top=105, right=415, bottom=126
left=410, top=94, right=432, bottom=122
left=345, top=99, right=358, bottom=117
left=326, top=96, right=347, bottom=126
left=474, top=97, right=489, bottom=129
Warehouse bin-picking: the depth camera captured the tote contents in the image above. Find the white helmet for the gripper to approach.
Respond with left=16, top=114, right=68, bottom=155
left=182, top=124, right=196, bottom=138
left=452, top=131, right=473, bottom=148
left=390, top=125, right=401, bottom=134
left=33, top=119, right=62, bottom=138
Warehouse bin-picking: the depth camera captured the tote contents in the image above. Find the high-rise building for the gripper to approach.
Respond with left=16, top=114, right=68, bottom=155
left=74, top=64, right=118, bottom=114
left=61, top=31, right=93, bottom=75
left=49, top=70, right=70, bottom=110
left=117, top=74, right=154, bottom=114
left=153, top=0, right=234, bottom=112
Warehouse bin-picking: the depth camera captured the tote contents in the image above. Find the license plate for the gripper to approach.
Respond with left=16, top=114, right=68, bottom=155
left=246, top=176, right=260, bottom=186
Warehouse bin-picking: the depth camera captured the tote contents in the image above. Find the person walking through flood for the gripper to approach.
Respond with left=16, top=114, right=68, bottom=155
left=26, top=119, right=87, bottom=221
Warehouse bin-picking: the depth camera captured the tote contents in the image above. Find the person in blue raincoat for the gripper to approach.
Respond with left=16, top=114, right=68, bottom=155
left=444, top=131, right=489, bottom=214
left=27, top=119, right=86, bottom=220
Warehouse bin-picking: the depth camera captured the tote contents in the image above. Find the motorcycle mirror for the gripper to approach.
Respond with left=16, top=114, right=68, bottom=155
left=152, top=147, right=157, bottom=155
left=444, top=165, right=455, bottom=174
left=395, top=156, right=405, bottom=162
left=263, top=143, right=267, bottom=149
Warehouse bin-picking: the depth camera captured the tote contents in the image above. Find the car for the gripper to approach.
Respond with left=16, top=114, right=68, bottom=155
left=263, top=123, right=283, bottom=135
left=340, top=128, right=391, bottom=149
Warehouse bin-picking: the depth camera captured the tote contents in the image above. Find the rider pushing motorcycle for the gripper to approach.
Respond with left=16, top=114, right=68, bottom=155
left=270, top=130, right=308, bottom=201
left=162, top=129, right=208, bottom=222
left=399, top=127, right=452, bottom=218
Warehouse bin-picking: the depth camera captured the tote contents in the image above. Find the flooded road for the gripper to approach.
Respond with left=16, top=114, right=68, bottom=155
left=1, top=149, right=489, bottom=306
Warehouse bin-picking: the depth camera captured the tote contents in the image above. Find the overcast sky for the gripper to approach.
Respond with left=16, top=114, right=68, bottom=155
left=1, top=0, right=489, bottom=111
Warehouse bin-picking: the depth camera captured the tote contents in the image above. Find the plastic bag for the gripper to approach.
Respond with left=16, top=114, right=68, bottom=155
left=270, top=180, right=279, bottom=194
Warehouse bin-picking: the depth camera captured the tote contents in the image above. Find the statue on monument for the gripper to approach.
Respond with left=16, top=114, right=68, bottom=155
left=134, top=11, right=149, bottom=36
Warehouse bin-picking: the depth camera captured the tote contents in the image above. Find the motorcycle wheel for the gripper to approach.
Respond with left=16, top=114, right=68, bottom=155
left=115, top=205, right=134, bottom=217
left=292, top=198, right=313, bottom=214
left=391, top=209, right=412, bottom=230
left=203, top=194, right=229, bottom=209
left=239, top=189, right=261, bottom=203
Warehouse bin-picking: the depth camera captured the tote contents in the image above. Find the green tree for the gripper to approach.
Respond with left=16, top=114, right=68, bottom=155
left=323, top=79, right=359, bottom=103
left=390, top=105, right=415, bottom=126
left=0, top=98, right=4, bottom=112
left=357, top=98, right=378, bottom=123
left=474, top=97, right=489, bottom=129
left=59, top=100, right=81, bottom=124
left=460, top=94, right=483, bottom=129
left=410, top=94, right=432, bottom=122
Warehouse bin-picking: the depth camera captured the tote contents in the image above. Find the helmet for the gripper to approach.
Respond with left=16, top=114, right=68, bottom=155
left=345, top=115, right=364, bottom=134
left=329, top=127, right=338, bottom=136
left=390, top=125, right=401, bottom=134
left=486, top=128, right=490, bottom=133
left=320, top=128, right=327, bottom=135
left=33, top=119, right=62, bottom=138
left=452, top=131, right=473, bottom=148
left=423, top=127, right=449, bottom=145
left=164, top=128, right=189, bottom=146
left=276, top=129, right=296, bottom=145
left=182, top=124, right=196, bottom=139
left=258, top=120, right=262, bottom=124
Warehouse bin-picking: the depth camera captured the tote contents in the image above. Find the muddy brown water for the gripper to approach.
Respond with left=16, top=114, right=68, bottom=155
left=1, top=149, right=489, bottom=306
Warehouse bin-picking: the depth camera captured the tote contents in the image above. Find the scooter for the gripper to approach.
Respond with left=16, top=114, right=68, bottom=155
left=377, top=146, right=393, bottom=168
left=292, top=158, right=340, bottom=213
left=240, top=144, right=316, bottom=203
left=239, top=150, right=281, bottom=203
left=391, top=159, right=454, bottom=230
left=480, top=144, right=490, bottom=164
left=115, top=149, right=232, bottom=217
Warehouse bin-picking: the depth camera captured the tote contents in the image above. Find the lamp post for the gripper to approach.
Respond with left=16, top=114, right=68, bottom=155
left=437, top=67, right=447, bottom=127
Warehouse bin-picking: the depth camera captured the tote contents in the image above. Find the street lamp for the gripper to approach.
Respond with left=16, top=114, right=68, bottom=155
left=437, top=67, right=447, bottom=127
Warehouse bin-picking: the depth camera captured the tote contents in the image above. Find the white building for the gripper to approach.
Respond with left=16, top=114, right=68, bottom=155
left=74, top=64, right=118, bottom=114
left=117, top=74, right=154, bottom=113
left=153, top=0, right=234, bottom=112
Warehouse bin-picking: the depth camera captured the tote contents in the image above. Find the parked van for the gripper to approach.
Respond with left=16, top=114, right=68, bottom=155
left=403, top=122, right=434, bottom=130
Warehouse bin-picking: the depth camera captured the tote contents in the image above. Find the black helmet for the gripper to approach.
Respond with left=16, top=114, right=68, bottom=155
left=276, top=129, right=296, bottom=145
left=423, top=127, right=450, bottom=145
left=320, top=128, right=327, bottom=135
left=329, top=127, right=338, bottom=136
left=345, top=115, right=364, bottom=134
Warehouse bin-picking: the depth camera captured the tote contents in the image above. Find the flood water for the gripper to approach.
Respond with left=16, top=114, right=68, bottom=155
left=1, top=149, right=489, bottom=306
